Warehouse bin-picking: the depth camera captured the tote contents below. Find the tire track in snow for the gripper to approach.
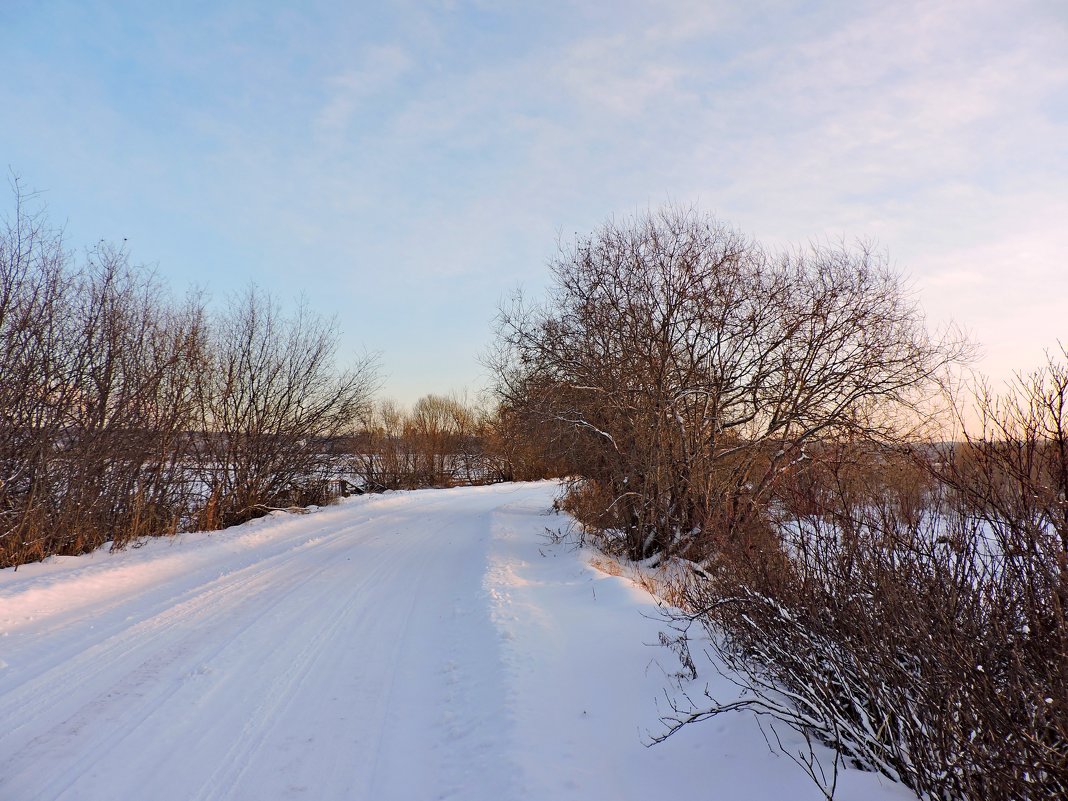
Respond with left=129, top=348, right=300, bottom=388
left=362, top=509, right=473, bottom=800
left=0, top=491, right=460, bottom=737
left=0, top=522, right=347, bottom=755
left=0, top=491, right=482, bottom=800
left=187, top=527, right=425, bottom=801
left=0, top=485, right=550, bottom=801
left=1, top=533, right=375, bottom=800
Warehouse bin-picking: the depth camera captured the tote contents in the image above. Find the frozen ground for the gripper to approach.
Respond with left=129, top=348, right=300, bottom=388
left=0, top=482, right=911, bottom=801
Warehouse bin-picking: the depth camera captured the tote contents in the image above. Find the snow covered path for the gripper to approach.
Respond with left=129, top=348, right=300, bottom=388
left=0, top=483, right=909, bottom=801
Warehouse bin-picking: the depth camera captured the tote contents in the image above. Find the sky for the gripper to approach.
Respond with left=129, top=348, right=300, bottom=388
left=2, top=0, right=1066, bottom=404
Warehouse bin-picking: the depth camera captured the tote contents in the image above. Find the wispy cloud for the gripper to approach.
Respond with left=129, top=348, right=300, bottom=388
left=315, top=44, right=414, bottom=140
left=2, top=0, right=1065, bottom=399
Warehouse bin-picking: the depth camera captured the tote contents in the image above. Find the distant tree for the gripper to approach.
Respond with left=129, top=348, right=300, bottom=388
left=353, top=399, right=413, bottom=490
left=354, top=393, right=496, bottom=489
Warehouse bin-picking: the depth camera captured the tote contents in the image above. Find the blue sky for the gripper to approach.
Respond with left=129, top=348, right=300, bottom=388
left=3, top=0, right=1066, bottom=403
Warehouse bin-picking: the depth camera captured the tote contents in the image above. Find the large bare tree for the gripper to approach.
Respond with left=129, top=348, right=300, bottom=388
left=492, top=205, right=966, bottom=559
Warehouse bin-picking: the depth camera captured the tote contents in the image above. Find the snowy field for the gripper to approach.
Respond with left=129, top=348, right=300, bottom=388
left=0, top=482, right=911, bottom=801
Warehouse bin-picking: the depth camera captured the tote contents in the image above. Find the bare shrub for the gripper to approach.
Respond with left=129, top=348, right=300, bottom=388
left=555, top=479, right=629, bottom=551
left=0, top=180, right=388, bottom=567
left=944, top=347, right=1068, bottom=562
left=478, top=400, right=572, bottom=482
left=658, top=385, right=1068, bottom=799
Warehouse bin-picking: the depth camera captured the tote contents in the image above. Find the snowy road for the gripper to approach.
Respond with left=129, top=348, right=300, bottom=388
left=0, top=483, right=909, bottom=801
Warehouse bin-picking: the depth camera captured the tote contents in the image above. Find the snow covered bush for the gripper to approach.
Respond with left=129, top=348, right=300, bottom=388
left=660, top=383, right=1068, bottom=800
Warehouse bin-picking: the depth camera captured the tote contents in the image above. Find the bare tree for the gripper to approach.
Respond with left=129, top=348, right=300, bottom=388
left=353, top=394, right=500, bottom=489
left=193, top=287, right=377, bottom=527
left=55, top=243, right=207, bottom=550
left=0, top=177, right=74, bottom=564
left=351, top=399, right=413, bottom=490
left=491, top=205, right=965, bottom=559
left=0, top=178, right=207, bottom=565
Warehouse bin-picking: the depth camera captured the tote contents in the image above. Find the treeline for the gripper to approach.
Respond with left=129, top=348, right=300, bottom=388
left=350, top=394, right=555, bottom=490
left=0, top=185, right=465, bottom=568
left=491, top=207, right=1066, bottom=799
left=0, top=181, right=560, bottom=569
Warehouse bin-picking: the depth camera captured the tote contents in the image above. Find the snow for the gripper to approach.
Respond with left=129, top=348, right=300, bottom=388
left=0, top=482, right=912, bottom=800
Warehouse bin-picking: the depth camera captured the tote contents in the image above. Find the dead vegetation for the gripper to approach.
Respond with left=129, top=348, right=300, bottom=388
left=0, top=179, right=378, bottom=567
left=350, top=394, right=524, bottom=490
left=490, top=206, right=1064, bottom=799
left=490, top=205, right=965, bottom=563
